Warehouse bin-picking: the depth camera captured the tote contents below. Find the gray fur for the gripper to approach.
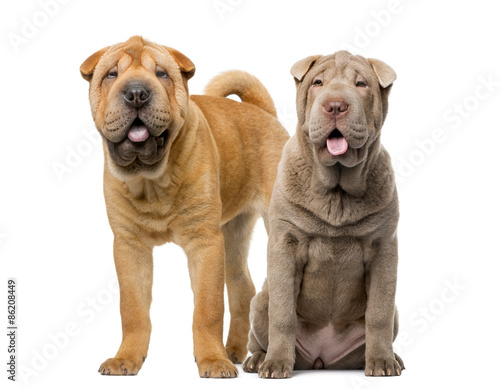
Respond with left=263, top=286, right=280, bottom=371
left=243, top=51, right=404, bottom=378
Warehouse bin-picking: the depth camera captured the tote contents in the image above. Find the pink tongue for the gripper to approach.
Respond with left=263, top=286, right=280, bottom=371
left=128, top=124, right=149, bottom=142
left=326, top=136, right=348, bottom=156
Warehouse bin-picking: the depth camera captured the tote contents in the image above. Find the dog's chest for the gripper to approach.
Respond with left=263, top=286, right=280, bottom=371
left=131, top=200, right=176, bottom=237
left=296, top=236, right=367, bottom=326
left=108, top=179, right=186, bottom=244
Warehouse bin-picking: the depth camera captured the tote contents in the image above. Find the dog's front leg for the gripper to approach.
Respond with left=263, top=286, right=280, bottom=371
left=183, top=229, right=238, bottom=378
left=258, top=229, right=300, bottom=379
left=99, top=235, right=153, bottom=375
left=364, top=236, right=402, bottom=376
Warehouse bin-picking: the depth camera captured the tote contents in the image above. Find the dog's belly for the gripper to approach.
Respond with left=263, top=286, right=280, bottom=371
left=296, top=321, right=365, bottom=368
left=293, top=236, right=367, bottom=368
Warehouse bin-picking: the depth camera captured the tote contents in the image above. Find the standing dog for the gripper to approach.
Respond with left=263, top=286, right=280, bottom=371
left=243, top=51, right=404, bottom=378
left=80, top=36, right=289, bottom=378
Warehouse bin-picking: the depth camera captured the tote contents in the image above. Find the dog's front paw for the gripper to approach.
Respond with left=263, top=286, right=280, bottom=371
left=197, top=357, right=238, bottom=378
left=98, top=357, right=143, bottom=375
left=365, top=354, right=404, bottom=376
left=242, top=351, right=266, bottom=373
left=258, top=358, right=293, bottom=378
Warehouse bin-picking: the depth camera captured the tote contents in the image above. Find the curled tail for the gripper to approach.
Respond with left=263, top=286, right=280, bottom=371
left=204, top=70, right=277, bottom=117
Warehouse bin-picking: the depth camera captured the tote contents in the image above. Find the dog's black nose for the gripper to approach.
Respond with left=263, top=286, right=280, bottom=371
left=323, top=99, right=349, bottom=118
left=123, top=83, right=151, bottom=108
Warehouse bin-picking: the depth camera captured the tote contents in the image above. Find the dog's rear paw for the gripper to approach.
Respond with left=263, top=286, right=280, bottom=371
left=98, top=357, right=143, bottom=375
left=242, top=351, right=266, bottom=373
left=226, top=345, right=247, bottom=364
left=197, top=357, right=238, bottom=378
left=365, top=354, right=404, bottom=376
left=258, top=358, right=293, bottom=378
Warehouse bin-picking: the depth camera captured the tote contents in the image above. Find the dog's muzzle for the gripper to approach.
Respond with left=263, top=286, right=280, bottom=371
left=107, top=118, right=169, bottom=167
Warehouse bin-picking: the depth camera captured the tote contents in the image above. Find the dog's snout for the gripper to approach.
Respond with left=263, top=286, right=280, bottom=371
left=322, top=99, right=349, bottom=118
left=123, top=82, right=151, bottom=108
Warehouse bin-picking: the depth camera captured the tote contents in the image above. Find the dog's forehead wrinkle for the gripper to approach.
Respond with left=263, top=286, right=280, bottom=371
left=100, top=48, right=122, bottom=67
left=334, top=57, right=355, bottom=81
left=323, top=67, right=335, bottom=80
left=117, top=54, right=132, bottom=73
left=332, top=51, right=350, bottom=68
left=316, top=52, right=375, bottom=83
left=140, top=52, right=156, bottom=72
left=124, top=38, right=144, bottom=67
left=144, top=46, right=180, bottom=73
left=106, top=43, right=124, bottom=57
left=124, top=35, right=144, bottom=49
left=315, top=55, right=355, bottom=82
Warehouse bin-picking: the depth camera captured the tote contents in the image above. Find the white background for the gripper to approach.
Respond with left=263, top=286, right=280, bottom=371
left=1, top=0, right=499, bottom=388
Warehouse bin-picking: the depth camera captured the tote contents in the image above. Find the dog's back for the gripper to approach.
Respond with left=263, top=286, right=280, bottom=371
left=189, top=71, right=289, bottom=223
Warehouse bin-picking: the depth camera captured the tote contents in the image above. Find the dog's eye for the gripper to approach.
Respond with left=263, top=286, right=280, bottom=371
left=156, top=70, right=168, bottom=79
left=356, top=81, right=367, bottom=88
left=313, top=79, right=323, bottom=87
left=105, top=67, right=118, bottom=79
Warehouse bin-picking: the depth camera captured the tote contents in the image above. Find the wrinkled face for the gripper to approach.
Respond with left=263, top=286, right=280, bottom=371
left=293, top=51, right=395, bottom=167
left=80, top=36, right=194, bottom=179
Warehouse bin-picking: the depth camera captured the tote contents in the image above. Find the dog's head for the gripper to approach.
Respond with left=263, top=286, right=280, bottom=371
left=80, top=36, right=195, bottom=180
left=291, top=51, right=396, bottom=167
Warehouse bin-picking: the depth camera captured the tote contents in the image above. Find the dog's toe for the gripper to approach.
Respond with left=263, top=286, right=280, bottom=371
left=197, top=358, right=238, bottom=378
left=98, top=357, right=142, bottom=376
left=258, top=358, right=293, bottom=379
left=365, top=355, right=403, bottom=377
left=242, top=351, right=266, bottom=373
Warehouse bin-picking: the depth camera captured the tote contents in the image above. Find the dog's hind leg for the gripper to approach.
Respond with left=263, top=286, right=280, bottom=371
left=243, top=281, right=270, bottom=373
left=243, top=331, right=267, bottom=373
left=222, top=211, right=259, bottom=364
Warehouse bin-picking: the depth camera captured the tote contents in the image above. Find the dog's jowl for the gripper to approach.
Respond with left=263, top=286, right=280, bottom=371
left=80, top=36, right=289, bottom=378
left=243, top=51, right=404, bottom=378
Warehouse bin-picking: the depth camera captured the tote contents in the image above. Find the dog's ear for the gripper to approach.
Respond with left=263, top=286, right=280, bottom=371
left=164, top=46, right=196, bottom=80
left=367, top=58, right=397, bottom=88
left=291, top=55, right=322, bottom=83
left=80, top=46, right=110, bottom=82
left=368, top=58, right=396, bottom=124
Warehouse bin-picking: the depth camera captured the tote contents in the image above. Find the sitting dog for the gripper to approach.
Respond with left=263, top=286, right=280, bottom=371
left=80, top=36, right=289, bottom=378
left=243, top=51, right=404, bottom=378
